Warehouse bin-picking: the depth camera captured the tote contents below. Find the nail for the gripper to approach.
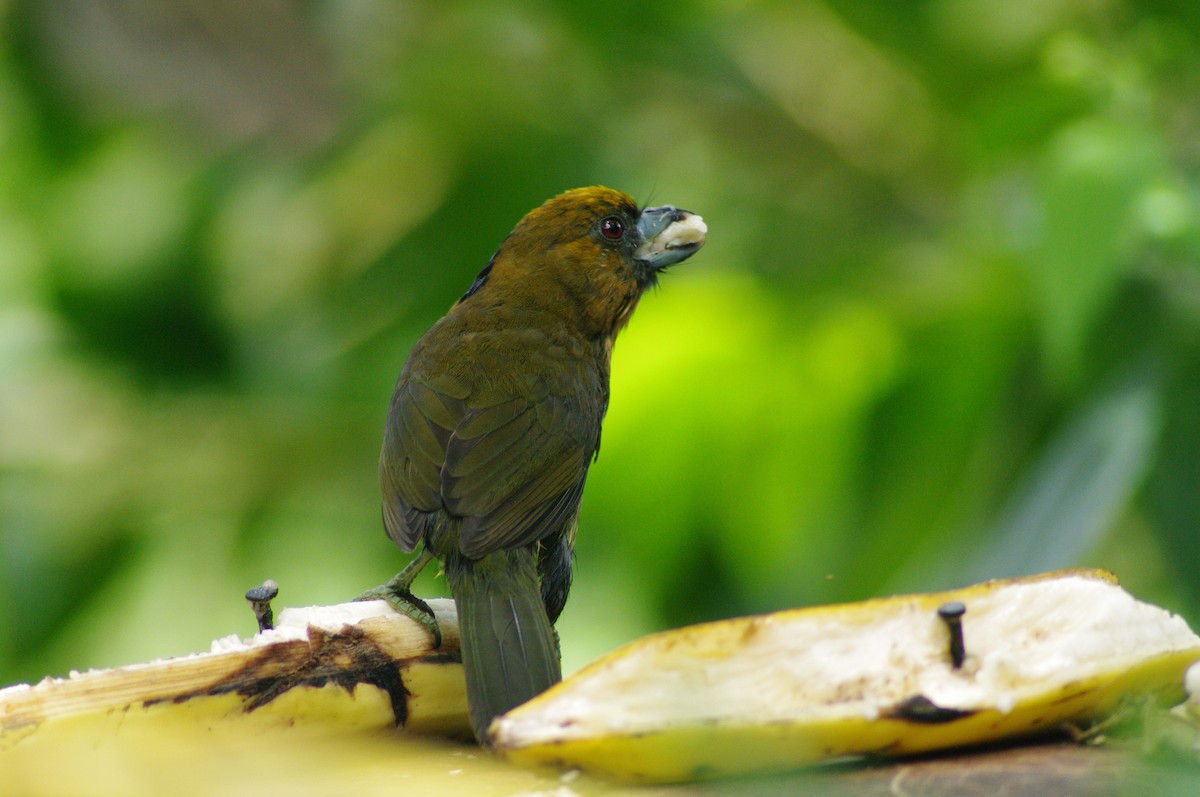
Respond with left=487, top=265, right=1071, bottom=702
left=245, top=579, right=279, bottom=633
left=937, top=601, right=967, bottom=669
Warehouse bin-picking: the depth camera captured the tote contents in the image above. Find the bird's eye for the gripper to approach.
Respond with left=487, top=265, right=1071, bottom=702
left=599, top=216, right=625, bottom=240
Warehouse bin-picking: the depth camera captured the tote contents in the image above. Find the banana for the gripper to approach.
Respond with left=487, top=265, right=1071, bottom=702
left=0, top=597, right=470, bottom=746
left=3, top=569, right=1197, bottom=791
left=491, top=569, right=1200, bottom=782
left=0, top=599, right=629, bottom=797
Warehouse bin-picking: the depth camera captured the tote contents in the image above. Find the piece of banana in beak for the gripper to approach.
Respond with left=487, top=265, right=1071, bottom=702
left=635, top=213, right=707, bottom=262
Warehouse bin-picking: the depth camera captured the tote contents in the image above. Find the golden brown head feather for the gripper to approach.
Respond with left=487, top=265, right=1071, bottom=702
left=460, top=187, right=648, bottom=341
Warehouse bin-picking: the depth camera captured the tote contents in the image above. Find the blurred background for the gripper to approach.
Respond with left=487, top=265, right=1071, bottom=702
left=1, top=0, right=1198, bottom=686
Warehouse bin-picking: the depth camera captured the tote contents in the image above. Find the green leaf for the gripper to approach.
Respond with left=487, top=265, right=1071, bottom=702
left=1029, top=120, right=1163, bottom=381
left=961, top=368, right=1161, bottom=582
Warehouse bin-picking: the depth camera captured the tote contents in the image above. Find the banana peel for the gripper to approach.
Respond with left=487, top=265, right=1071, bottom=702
left=0, top=598, right=470, bottom=749
left=2, top=569, right=1198, bottom=790
left=491, top=569, right=1200, bottom=782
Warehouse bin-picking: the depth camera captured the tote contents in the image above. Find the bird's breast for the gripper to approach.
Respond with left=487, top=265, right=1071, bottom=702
left=411, top=309, right=609, bottom=416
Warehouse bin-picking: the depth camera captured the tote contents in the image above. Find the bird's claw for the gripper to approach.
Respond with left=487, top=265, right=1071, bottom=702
left=355, top=548, right=442, bottom=647
left=356, top=584, right=443, bottom=648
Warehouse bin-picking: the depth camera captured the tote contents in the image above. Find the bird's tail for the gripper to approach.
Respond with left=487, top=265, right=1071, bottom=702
left=448, top=548, right=562, bottom=743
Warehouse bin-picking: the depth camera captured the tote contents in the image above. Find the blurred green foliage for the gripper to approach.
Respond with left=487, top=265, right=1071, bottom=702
left=2, top=0, right=1199, bottom=687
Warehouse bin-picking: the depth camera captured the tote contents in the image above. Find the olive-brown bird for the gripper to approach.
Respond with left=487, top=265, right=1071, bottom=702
left=370, top=186, right=706, bottom=742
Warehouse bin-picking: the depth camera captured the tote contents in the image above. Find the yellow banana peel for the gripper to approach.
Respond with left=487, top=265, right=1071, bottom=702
left=0, top=598, right=470, bottom=748
left=2, top=569, right=1197, bottom=791
left=491, top=569, right=1200, bottom=782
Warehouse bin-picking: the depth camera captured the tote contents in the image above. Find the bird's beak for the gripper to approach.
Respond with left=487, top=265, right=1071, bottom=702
left=633, top=206, right=707, bottom=272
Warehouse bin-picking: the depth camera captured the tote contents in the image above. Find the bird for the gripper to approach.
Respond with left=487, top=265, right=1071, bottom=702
left=369, top=186, right=706, bottom=743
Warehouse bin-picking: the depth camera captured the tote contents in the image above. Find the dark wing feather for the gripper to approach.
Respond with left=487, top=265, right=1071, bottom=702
left=381, top=320, right=602, bottom=561
left=380, top=375, right=461, bottom=551
left=443, top=391, right=593, bottom=559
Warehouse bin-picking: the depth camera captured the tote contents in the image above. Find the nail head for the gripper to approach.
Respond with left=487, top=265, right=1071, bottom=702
left=245, top=579, right=279, bottom=603
left=938, top=601, right=966, bottom=621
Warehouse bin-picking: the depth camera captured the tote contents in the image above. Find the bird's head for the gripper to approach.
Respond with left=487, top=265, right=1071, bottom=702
left=464, top=186, right=706, bottom=339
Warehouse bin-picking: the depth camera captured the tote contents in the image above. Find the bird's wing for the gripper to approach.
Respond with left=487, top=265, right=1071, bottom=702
left=442, top=384, right=593, bottom=560
left=380, top=375, right=465, bottom=551
left=381, top=366, right=596, bottom=560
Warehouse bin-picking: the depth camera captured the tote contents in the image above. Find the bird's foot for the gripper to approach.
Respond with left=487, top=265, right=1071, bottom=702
left=356, top=584, right=442, bottom=648
left=355, top=548, right=442, bottom=647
